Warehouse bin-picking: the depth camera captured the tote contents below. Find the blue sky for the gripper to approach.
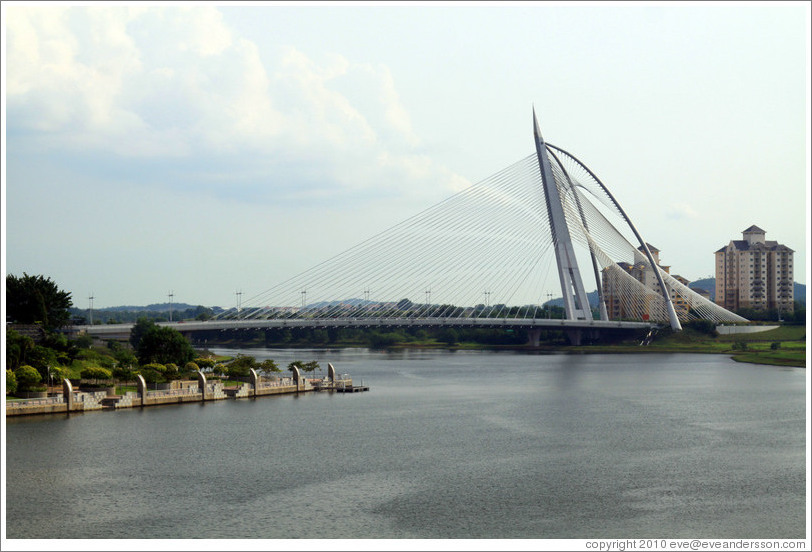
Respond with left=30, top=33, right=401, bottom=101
left=3, top=2, right=809, bottom=309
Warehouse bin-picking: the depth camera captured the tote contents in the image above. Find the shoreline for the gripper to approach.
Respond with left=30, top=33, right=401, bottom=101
left=205, top=340, right=806, bottom=368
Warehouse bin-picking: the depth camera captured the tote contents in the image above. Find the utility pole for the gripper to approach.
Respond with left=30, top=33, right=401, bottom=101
left=547, top=292, right=553, bottom=319
left=168, top=291, right=174, bottom=322
left=235, top=290, right=243, bottom=313
left=301, top=289, right=307, bottom=308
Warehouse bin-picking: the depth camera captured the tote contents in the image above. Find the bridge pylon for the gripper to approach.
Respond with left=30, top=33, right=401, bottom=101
left=533, top=108, right=593, bottom=322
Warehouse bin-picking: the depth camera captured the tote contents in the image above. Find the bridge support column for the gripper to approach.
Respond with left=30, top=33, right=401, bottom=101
left=527, top=329, right=542, bottom=347
left=566, top=329, right=583, bottom=346
left=566, top=328, right=601, bottom=346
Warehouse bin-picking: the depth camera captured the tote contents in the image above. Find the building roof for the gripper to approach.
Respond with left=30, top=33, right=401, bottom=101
left=716, top=240, right=794, bottom=253
left=742, top=224, right=766, bottom=233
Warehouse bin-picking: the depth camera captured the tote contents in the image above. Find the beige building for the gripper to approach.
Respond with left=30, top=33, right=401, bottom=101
left=602, top=244, right=690, bottom=321
left=714, top=225, right=794, bottom=313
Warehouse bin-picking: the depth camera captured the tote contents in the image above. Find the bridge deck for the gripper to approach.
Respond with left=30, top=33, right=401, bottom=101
left=68, top=316, right=657, bottom=337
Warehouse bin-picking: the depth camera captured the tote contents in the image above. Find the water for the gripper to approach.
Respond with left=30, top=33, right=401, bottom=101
left=4, top=350, right=807, bottom=539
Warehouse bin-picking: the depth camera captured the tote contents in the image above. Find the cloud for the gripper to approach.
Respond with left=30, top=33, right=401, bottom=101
left=5, top=5, right=469, bottom=204
left=665, top=202, right=699, bottom=220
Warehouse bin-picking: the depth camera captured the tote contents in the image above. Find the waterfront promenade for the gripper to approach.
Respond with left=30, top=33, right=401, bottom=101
left=6, top=365, right=356, bottom=417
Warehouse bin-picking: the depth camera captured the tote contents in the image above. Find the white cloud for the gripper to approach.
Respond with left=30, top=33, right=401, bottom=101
left=5, top=5, right=467, bottom=202
left=665, top=202, right=699, bottom=220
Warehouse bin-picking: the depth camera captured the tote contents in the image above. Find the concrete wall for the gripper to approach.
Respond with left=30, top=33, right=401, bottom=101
left=7, top=374, right=321, bottom=417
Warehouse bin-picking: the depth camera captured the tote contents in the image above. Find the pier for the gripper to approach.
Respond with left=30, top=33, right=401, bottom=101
left=6, top=364, right=365, bottom=417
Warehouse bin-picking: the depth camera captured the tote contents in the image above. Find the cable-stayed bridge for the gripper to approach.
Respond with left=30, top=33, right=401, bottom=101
left=75, top=110, right=746, bottom=345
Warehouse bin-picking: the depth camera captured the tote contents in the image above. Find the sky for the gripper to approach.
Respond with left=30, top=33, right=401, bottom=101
left=2, top=1, right=810, bottom=310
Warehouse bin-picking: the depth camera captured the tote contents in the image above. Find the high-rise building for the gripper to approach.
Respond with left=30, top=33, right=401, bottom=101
left=714, top=225, right=794, bottom=313
left=602, top=244, right=690, bottom=321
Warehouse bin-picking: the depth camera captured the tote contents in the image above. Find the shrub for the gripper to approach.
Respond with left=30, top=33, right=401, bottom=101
left=80, top=366, right=113, bottom=381
left=112, top=365, right=134, bottom=381
left=685, top=319, right=719, bottom=337
left=368, top=332, right=400, bottom=349
left=164, top=363, right=179, bottom=380
left=141, top=363, right=167, bottom=373
left=6, top=369, right=17, bottom=395
left=194, top=357, right=215, bottom=369
left=14, top=365, right=42, bottom=391
left=732, top=341, right=748, bottom=351
left=770, top=342, right=781, bottom=350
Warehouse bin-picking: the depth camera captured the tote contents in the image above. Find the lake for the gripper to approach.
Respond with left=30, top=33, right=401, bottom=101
left=4, top=350, right=807, bottom=540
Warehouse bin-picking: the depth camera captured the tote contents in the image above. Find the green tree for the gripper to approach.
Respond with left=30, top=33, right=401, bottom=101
left=302, top=360, right=320, bottom=373
left=113, top=347, right=138, bottom=369
left=112, top=364, right=135, bottom=381
left=136, top=325, right=195, bottom=366
left=130, top=317, right=157, bottom=349
left=6, top=273, right=73, bottom=330
left=226, top=355, right=257, bottom=378
left=26, top=345, right=59, bottom=374
left=193, top=307, right=214, bottom=321
left=138, top=364, right=166, bottom=384
left=438, top=328, right=459, bottom=346
left=6, top=369, right=18, bottom=395
left=14, top=365, right=43, bottom=392
left=259, top=359, right=280, bottom=375
left=5, top=328, right=35, bottom=371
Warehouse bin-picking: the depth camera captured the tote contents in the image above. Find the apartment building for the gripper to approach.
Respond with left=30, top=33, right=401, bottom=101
left=602, top=244, right=690, bottom=321
left=714, top=225, right=794, bottom=313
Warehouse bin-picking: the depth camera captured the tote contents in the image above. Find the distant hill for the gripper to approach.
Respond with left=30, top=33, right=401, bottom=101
left=97, top=302, right=204, bottom=312
left=688, top=278, right=716, bottom=300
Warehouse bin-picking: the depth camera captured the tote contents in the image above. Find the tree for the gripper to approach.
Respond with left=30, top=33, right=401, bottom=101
left=302, top=360, right=320, bottom=373
left=438, top=328, right=459, bottom=346
left=130, top=317, right=157, bottom=349
left=6, top=273, right=73, bottom=330
left=226, top=355, right=257, bottom=378
left=6, top=369, right=17, bottom=395
left=14, top=365, right=43, bottom=392
left=138, top=364, right=166, bottom=384
left=259, top=359, right=280, bottom=375
left=136, top=325, right=195, bottom=366
left=5, top=328, right=35, bottom=371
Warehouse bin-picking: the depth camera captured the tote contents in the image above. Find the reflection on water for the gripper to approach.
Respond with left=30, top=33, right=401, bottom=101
left=5, top=350, right=806, bottom=539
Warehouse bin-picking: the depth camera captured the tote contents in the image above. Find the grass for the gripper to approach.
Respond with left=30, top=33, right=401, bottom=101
left=576, top=324, right=807, bottom=367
